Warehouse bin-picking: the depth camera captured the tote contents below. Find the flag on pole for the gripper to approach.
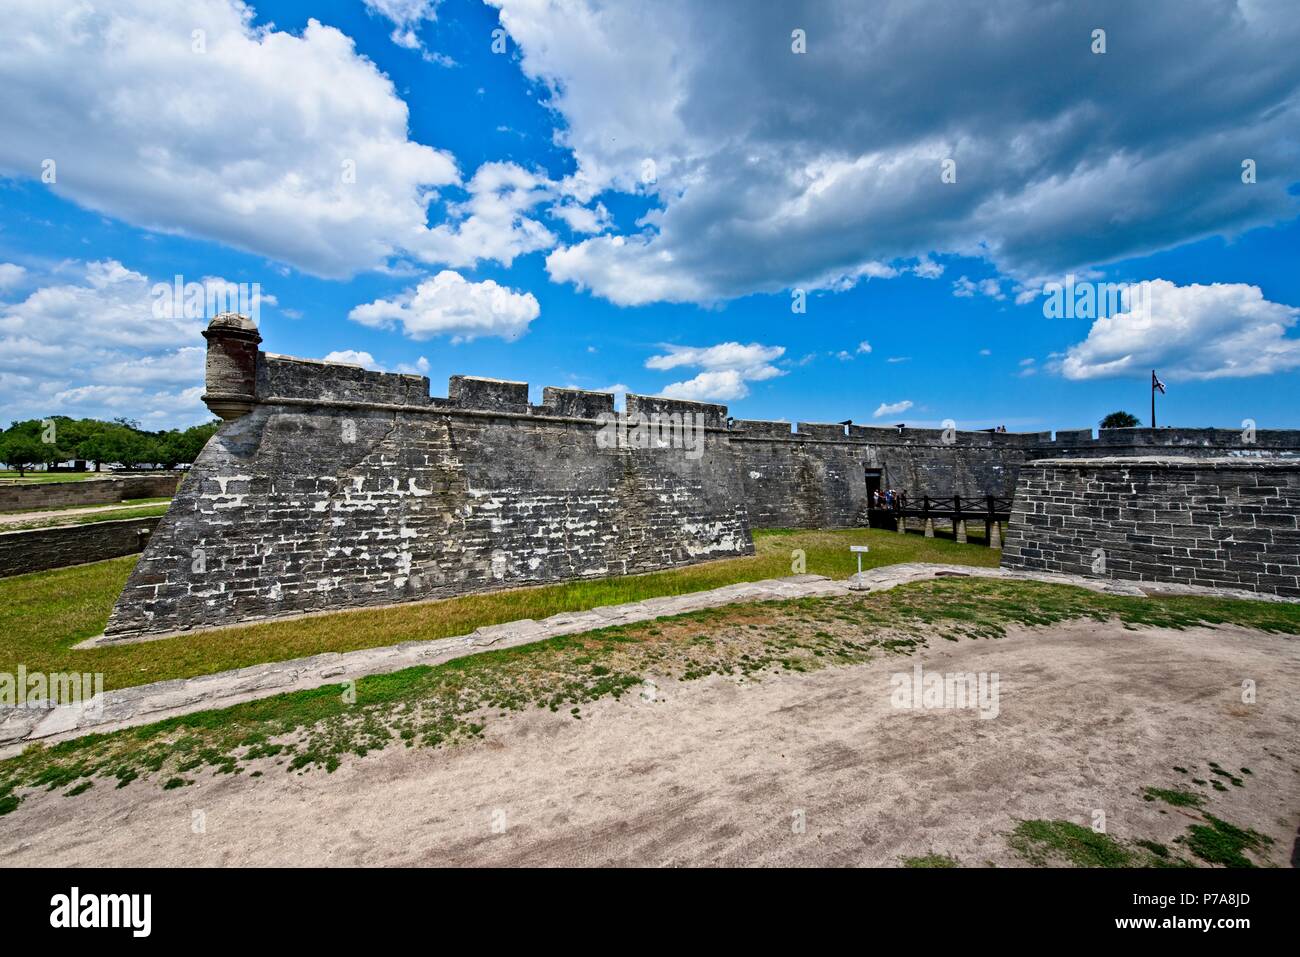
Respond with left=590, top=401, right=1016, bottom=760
left=1152, top=370, right=1166, bottom=394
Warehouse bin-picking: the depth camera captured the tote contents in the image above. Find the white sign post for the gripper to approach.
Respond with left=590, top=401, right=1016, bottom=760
left=850, top=544, right=870, bottom=575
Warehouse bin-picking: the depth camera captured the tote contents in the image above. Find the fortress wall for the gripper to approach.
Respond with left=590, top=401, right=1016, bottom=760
left=727, top=424, right=1300, bottom=531
left=104, top=315, right=1300, bottom=636
left=104, top=360, right=752, bottom=639
left=0, top=473, right=179, bottom=513
left=730, top=423, right=1039, bottom=528
left=1001, top=457, right=1300, bottom=598
left=1039, top=427, right=1300, bottom=459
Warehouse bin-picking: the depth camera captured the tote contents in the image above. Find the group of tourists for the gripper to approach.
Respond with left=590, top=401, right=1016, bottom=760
left=870, top=488, right=908, bottom=511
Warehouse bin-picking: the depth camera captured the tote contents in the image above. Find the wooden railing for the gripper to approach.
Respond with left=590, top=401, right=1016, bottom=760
left=866, top=494, right=1013, bottom=543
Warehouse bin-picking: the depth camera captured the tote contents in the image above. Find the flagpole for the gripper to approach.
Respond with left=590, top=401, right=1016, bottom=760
left=1151, top=370, right=1155, bottom=429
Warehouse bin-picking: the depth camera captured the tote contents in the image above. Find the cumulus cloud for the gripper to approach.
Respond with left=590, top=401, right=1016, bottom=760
left=953, top=275, right=1005, bottom=301
left=485, top=0, right=1300, bottom=304
left=395, top=356, right=431, bottom=375
left=348, top=270, right=540, bottom=343
left=873, top=400, right=914, bottom=418
left=0, top=0, right=459, bottom=279
left=548, top=199, right=612, bottom=235
left=414, top=162, right=557, bottom=269
left=857, top=341, right=872, bottom=354
left=0, top=264, right=26, bottom=291
left=362, top=0, right=450, bottom=62
left=0, top=260, right=214, bottom=426
left=659, top=370, right=748, bottom=402
left=645, top=341, right=785, bottom=402
left=322, top=350, right=383, bottom=370
left=1057, top=280, right=1300, bottom=381
left=646, top=342, right=784, bottom=378
left=599, top=382, right=630, bottom=410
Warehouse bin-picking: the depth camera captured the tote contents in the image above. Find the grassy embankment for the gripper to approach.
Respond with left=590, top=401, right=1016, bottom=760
left=0, top=499, right=171, bottom=532
left=0, top=527, right=998, bottom=691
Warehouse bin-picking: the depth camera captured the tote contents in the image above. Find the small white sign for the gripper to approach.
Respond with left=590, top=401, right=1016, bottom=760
left=849, top=544, right=870, bottom=575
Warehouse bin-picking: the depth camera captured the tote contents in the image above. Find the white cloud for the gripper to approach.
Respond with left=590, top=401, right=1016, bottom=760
left=323, top=350, right=383, bottom=370
left=0, top=264, right=26, bottom=290
left=873, top=400, right=914, bottom=418
left=599, top=383, right=629, bottom=410
left=857, top=340, right=872, bottom=354
left=362, top=0, right=450, bottom=62
left=0, top=0, right=460, bottom=279
left=912, top=257, right=944, bottom=279
left=393, top=356, right=431, bottom=375
left=349, top=270, right=541, bottom=343
left=645, top=342, right=785, bottom=378
left=414, top=163, right=557, bottom=269
left=488, top=0, right=1300, bottom=304
left=0, top=260, right=211, bottom=427
left=659, top=370, right=747, bottom=402
left=953, top=275, right=1005, bottom=301
left=645, top=341, right=786, bottom=402
left=1057, top=280, right=1300, bottom=381
left=548, top=199, right=612, bottom=235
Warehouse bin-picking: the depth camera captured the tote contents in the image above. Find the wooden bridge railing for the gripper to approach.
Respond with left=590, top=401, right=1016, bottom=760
left=865, top=494, right=1014, bottom=546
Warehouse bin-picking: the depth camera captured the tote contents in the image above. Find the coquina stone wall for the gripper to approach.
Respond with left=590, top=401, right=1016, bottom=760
left=730, top=423, right=1300, bottom=530
left=0, top=516, right=159, bottom=578
left=103, top=315, right=1300, bottom=637
left=0, top=474, right=178, bottom=513
left=1001, top=457, right=1300, bottom=598
left=730, top=422, right=1045, bottom=527
left=105, top=349, right=752, bottom=639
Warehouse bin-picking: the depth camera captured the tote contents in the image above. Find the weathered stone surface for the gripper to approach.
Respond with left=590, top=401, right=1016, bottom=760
left=101, top=319, right=1300, bottom=637
left=1002, top=457, right=1300, bottom=598
left=0, top=474, right=178, bottom=513
left=0, top=516, right=159, bottom=578
left=105, top=341, right=755, bottom=638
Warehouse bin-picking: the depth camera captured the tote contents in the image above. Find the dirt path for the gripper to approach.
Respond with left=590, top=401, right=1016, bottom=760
left=2, top=620, right=1296, bottom=867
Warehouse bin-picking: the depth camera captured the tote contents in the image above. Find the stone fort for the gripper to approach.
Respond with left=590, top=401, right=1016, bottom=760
left=104, top=315, right=1300, bottom=639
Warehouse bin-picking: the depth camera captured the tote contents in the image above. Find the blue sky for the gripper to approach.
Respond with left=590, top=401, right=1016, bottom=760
left=1, top=0, right=1298, bottom=432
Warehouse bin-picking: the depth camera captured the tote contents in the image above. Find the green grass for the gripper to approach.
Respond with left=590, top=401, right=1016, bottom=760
left=1183, top=815, right=1273, bottom=868
left=0, top=503, right=171, bottom=532
left=1142, top=786, right=1204, bottom=808
left=902, top=854, right=959, bottom=868
left=1010, top=820, right=1138, bottom=867
left=0, top=527, right=999, bottom=692
left=1, top=496, right=171, bottom=516
left=3, top=574, right=1299, bottom=824
left=0, top=471, right=102, bottom=484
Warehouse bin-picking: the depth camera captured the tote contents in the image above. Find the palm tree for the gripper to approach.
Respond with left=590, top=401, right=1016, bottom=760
left=1100, top=411, right=1141, bottom=429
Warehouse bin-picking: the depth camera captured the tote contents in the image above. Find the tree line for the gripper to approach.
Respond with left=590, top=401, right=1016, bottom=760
left=0, top=416, right=221, bottom=476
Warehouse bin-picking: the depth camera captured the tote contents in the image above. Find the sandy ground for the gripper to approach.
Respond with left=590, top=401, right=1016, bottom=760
left=2, top=619, right=1297, bottom=867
